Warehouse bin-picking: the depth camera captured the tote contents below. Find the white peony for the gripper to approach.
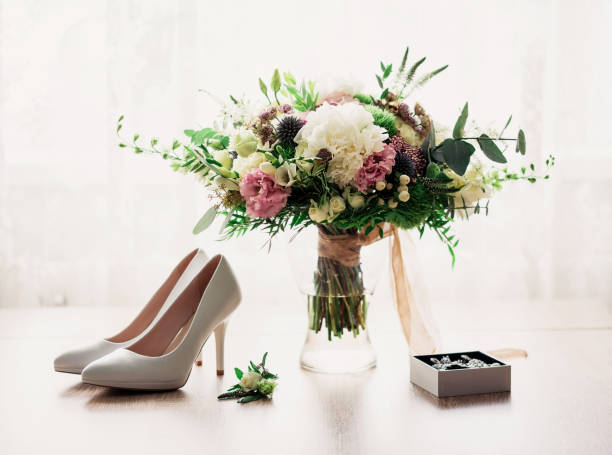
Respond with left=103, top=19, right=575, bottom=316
left=328, top=149, right=366, bottom=187
left=295, top=102, right=387, bottom=187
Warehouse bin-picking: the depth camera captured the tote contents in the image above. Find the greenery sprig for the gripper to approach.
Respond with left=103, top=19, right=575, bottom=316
left=427, top=102, right=528, bottom=176
left=217, top=353, right=278, bottom=404
left=386, top=46, right=449, bottom=100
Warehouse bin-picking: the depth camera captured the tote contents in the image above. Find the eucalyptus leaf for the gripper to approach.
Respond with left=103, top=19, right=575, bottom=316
left=441, top=139, right=475, bottom=175
left=192, top=206, right=217, bottom=235
left=452, top=102, right=468, bottom=139
left=517, top=129, right=526, bottom=155
left=477, top=134, right=507, bottom=163
left=430, top=147, right=444, bottom=163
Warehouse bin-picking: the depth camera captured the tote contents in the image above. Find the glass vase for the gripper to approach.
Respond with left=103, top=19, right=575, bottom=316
left=287, top=225, right=387, bottom=373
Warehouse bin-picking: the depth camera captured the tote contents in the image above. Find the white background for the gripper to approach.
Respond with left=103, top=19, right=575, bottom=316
left=1, top=0, right=610, bottom=328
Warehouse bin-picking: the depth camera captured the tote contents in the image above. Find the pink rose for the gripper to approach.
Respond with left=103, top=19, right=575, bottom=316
left=354, top=145, right=396, bottom=193
left=239, top=169, right=290, bottom=219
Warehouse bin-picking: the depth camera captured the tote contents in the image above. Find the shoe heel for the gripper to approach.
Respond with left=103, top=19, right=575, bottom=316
left=214, top=321, right=228, bottom=376
left=195, top=349, right=203, bottom=367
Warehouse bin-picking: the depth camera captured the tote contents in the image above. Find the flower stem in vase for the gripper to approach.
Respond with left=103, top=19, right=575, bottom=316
left=310, top=226, right=368, bottom=340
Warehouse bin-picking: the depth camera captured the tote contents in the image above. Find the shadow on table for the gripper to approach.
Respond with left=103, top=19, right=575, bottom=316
left=84, top=388, right=187, bottom=408
left=413, top=386, right=511, bottom=409
left=60, top=382, right=102, bottom=397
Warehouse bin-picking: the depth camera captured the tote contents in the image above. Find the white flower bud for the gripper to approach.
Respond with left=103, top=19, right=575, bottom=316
left=309, top=201, right=329, bottom=223
left=231, top=128, right=259, bottom=157
left=347, top=193, right=365, bottom=209
left=213, top=150, right=233, bottom=169
left=329, top=196, right=346, bottom=215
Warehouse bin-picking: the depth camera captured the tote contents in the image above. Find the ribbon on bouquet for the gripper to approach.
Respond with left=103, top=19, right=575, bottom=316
left=318, top=225, right=529, bottom=359
left=388, top=225, right=440, bottom=354
left=318, top=223, right=440, bottom=354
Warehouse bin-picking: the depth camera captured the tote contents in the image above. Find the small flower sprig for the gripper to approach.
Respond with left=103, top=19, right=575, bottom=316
left=217, top=352, right=278, bottom=404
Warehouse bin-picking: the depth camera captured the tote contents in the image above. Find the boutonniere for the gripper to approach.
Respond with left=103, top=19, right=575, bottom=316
left=217, top=352, right=278, bottom=403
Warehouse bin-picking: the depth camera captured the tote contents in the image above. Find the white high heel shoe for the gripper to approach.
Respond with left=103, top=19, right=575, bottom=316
left=81, top=254, right=241, bottom=390
left=53, top=249, right=209, bottom=374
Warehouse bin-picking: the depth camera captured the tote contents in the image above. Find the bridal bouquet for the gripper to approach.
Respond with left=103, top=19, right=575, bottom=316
left=118, top=47, right=553, bottom=344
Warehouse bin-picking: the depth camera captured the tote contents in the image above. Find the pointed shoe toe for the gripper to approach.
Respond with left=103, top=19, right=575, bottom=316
left=53, top=352, right=83, bottom=374
left=54, top=341, right=117, bottom=374
left=81, top=350, right=136, bottom=388
left=82, top=350, right=186, bottom=391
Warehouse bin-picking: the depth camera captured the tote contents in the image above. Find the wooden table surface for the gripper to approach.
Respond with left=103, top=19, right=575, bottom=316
left=0, top=301, right=610, bottom=455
